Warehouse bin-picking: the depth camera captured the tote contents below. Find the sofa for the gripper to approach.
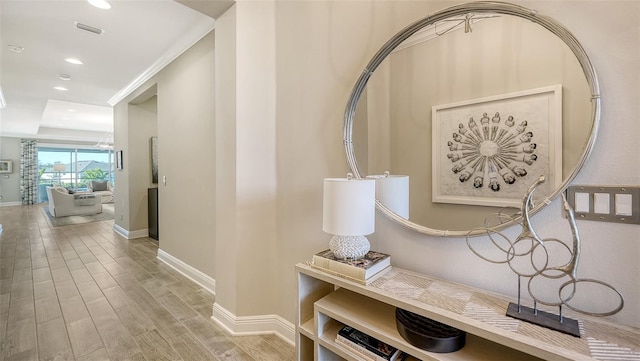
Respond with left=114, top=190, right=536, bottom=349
left=88, top=180, right=114, bottom=204
left=46, top=186, right=102, bottom=217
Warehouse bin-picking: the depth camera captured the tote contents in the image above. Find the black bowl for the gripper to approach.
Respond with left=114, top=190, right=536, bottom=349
left=395, top=308, right=466, bottom=353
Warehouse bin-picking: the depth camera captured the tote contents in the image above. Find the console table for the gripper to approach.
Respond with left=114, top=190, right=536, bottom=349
left=296, top=263, right=640, bottom=361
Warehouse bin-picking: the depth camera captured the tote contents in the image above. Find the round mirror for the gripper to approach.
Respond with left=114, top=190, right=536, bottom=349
left=344, top=2, right=599, bottom=237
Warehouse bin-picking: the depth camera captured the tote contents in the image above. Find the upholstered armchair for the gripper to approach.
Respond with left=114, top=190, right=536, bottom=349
left=46, top=186, right=102, bottom=217
left=88, top=180, right=114, bottom=204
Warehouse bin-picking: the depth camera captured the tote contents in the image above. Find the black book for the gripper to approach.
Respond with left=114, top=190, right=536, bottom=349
left=337, top=326, right=400, bottom=360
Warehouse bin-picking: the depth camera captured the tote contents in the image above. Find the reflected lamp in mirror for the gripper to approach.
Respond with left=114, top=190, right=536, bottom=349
left=323, top=175, right=376, bottom=259
left=367, top=172, right=409, bottom=219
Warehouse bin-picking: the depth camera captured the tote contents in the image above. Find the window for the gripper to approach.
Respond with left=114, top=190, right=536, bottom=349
left=38, top=146, right=114, bottom=201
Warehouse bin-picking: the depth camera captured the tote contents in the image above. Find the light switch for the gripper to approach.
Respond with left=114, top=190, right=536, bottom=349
left=615, top=194, right=633, bottom=216
left=593, top=193, right=610, bottom=214
left=574, top=192, right=590, bottom=213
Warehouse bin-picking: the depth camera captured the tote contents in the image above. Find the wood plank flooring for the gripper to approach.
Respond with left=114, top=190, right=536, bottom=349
left=0, top=204, right=295, bottom=361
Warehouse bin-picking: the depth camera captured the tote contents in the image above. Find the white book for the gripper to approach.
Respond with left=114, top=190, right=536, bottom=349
left=312, top=249, right=391, bottom=282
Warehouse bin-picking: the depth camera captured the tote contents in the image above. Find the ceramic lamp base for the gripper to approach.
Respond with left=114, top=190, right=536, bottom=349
left=329, top=235, right=370, bottom=259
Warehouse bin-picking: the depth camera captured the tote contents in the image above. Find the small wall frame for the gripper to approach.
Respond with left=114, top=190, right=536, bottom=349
left=0, top=160, right=13, bottom=174
left=116, top=151, right=124, bottom=170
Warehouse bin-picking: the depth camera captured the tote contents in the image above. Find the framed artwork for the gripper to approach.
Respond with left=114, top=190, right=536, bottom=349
left=116, top=150, right=124, bottom=170
left=432, top=85, right=563, bottom=208
left=0, top=160, right=12, bottom=173
left=151, top=137, right=158, bottom=184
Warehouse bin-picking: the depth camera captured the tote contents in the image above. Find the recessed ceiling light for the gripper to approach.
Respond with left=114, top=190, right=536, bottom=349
left=67, top=109, right=76, bottom=112
left=65, top=58, right=83, bottom=65
left=59, top=74, right=71, bottom=81
left=54, top=86, right=68, bottom=91
left=8, top=45, right=24, bottom=53
left=88, top=0, right=111, bottom=10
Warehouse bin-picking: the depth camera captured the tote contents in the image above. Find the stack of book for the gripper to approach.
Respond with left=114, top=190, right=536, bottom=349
left=311, top=249, right=391, bottom=285
left=335, top=325, right=404, bottom=361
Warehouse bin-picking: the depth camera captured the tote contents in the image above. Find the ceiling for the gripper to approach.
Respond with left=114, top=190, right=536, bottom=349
left=0, top=0, right=232, bottom=145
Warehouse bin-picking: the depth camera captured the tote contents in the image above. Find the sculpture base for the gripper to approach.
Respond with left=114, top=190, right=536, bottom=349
left=506, top=302, right=580, bottom=337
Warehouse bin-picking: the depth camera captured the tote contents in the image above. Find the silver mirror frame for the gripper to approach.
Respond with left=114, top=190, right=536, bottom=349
left=343, top=1, right=600, bottom=237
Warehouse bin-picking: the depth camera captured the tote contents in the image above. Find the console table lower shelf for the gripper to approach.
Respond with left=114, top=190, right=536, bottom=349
left=295, top=263, right=640, bottom=361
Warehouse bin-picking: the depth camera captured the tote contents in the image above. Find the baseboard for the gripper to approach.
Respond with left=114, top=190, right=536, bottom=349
left=110, top=230, right=295, bottom=346
left=156, top=249, right=216, bottom=295
left=112, top=224, right=149, bottom=239
left=0, top=201, right=22, bottom=207
left=211, top=303, right=295, bottom=346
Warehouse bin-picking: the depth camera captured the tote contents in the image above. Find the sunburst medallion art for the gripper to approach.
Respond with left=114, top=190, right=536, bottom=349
left=446, top=112, right=537, bottom=192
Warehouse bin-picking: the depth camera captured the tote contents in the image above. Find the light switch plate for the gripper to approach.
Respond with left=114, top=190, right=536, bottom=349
left=566, top=186, right=640, bottom=224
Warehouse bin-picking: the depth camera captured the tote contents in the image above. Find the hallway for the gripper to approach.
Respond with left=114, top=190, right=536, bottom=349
left=0, top=204, right=294, bottom=361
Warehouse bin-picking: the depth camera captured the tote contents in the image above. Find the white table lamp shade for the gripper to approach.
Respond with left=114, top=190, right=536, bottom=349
left=323, top=178, right=375, bottom=236
left=367, top=174, right=409, bottom=218
left=53, top=164, right=66, bottom=172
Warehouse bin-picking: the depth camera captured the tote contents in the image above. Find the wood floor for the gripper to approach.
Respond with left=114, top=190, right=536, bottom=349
left=0, top=204, right=295, bottom=361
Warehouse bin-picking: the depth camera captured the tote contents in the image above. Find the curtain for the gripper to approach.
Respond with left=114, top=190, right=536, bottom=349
left=20, top=139, right=38, bottom=205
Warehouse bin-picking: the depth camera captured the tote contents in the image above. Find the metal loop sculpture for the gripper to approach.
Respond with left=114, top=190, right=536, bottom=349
left=466, top=176, right=624, bottom=336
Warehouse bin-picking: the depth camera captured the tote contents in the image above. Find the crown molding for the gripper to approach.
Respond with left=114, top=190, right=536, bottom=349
left=108, top=16, right=215, bottom=106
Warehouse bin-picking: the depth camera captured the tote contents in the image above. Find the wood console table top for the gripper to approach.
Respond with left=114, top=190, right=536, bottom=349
left=297, top=263, right=640, bottom=360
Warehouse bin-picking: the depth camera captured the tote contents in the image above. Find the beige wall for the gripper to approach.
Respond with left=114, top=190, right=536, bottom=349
left=127, top=96, right=158, bottom=231
left=113, top=83, right=157, bottom=233
left=115, top=0, right=639, bottom=331
left=0, top=137, right=21, bottom=204
left=271, top=0, right=639, bottom=328
left=214, top=1, right=279, bottom=317
left=214, top=4, right=238, bottom=314
left=113, top=99, right=131, bottom=230
left=156, top=31, right=216, bottom=277
left=113, top=32, right=216, bottom=278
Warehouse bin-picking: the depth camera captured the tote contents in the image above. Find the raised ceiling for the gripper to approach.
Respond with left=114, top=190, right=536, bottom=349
left=0, top=0, right=232, bottom=144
